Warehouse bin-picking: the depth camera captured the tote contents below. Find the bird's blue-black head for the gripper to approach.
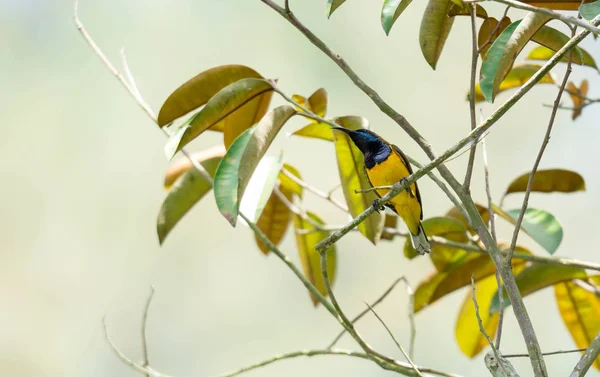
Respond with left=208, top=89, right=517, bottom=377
left=331, top=127, right=391, bottom=168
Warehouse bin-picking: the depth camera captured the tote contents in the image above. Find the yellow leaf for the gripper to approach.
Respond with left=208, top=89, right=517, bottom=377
left=279, top=163, right=304, bottom=197
left=293, top=212, right=337, bottom=306
left=255, top=184, right=293, bottom=255
left=224, top=86, right=275, bottom=149
left=447, top=3, right=488, bottom=18
left=163, top=145, right=226, bottom=189
left=333, top=117, right=385, bottom=244
left=419, top=0, right=455, bottom=69
left=472, top=64, right=555, bottom=103
left=505, top=168, right=586, bottom=195
left=555, top=277, right=600, bottom=369
left=445, top=203, right=490, bottom=234
left=567, top=80, right=590, bottom=120
left=292, top=122, right=334, bottom=141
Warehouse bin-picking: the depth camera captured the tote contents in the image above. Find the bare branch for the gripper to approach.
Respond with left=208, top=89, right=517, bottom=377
left=506, top=29, right=575, bottom=263
left=463, top=3, right=479, bottom=190
left=570, top=332, right=600, bottom=377
left=365, top=303, right=423, bottom=377
left=490, top=0, right=600, bottom=35
left=281, top=168, right=348, bottom=212
left=141, top=286, right=155, bottom=376
left=471, top=276, right=512, bottom=377
left=355, top=185, right=394, bottom=194
left=504, top=348, right=587, bottom=358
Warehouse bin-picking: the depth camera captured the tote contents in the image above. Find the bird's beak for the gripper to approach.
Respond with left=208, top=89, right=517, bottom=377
left=330, top=125, right=351, bottom=134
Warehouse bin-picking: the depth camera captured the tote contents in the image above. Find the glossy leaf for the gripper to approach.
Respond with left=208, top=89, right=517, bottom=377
left=480, top=13, right=551, bottom=103
left=292, top=123, right=334, bottom=141
left=419, top=0, right=455, bottom=70
left=381, top=0, right=413, bottom=35
left=555, top=277, right=600, bottom=369
left=157, top=155, right=223, bottom=244
left=157, top=65, right=263, bottom=126
left=164, top=145, right=225, bottom=189
left=381, top=214, right=398, bottom=241
left=478, top=17, right=512, bottom=58
left=326, top=0, right=346, bottom=18
left=580, top=0, right=600, bottom=19
left=448, top=3, right=488, bottom=18
left=164, top=78, right=274, bottom=159
left=214, top=106, right=296, bottom=226
left=415, top=245, right=530, bottom=312
left=404, top=217, right=468, bottom=270
left=293, top=212, right=337, bottom=306
left=491, top=264, right=587, bottom=312
left=333, top=117, right=384, bottom=244
left=505, top=208, right=563, bottom=254
left=530, top=26, right=594, bottom=68
left=505, top=169, right=586, bottom=196
left=455, top=275, right=500, bottom=357
left=567, top=80, right=590, bottom=120
left=472, top=64, right=555, bottom=103
left=254, top=164, right=301, bottom=255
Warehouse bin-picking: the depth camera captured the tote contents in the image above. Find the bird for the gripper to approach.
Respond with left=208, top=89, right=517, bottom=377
left=331, top=126, right=430, bottom=255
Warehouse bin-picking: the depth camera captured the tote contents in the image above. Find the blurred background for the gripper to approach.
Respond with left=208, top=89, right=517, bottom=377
left=1, top=0, right=599, bottom=376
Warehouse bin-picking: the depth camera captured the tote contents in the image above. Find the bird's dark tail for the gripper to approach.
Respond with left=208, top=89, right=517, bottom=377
left=410, top=223, right=430, bottom=255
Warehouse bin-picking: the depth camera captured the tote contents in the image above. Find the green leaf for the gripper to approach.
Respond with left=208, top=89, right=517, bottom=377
left=157, top=154, right=223, bottom=244
left=580, top=0, right=600, bottom=20
left=404, top=217, right=468, bottom=269
left=293, top=212, right=337, bottom=306
left=381, top=0, right=413, bottom=35
left=213, top=106, right=296, bottom=226
left=157, top=65, right=263, bottom=126
left=526, top=45, right=598, bottom=70
left=505, top=169, right=586, bottom=196
left=419, top=0, right=455, bottom=69
left=164, top=78, right=274, bottom=159
left=480, top=12, right=551, bottom=102
left=491, top=264, right=587, bottom=312
left=530, top=26, right=595, bottom=68
left=326, top=0, right=347, bottom=18
left=237, top=153, right=284, bottom=222
left=333, top=116, right=385, bottom=244
left=506, top=208, right=563, bottom=254
left=472, top=64, right=555, bottom=103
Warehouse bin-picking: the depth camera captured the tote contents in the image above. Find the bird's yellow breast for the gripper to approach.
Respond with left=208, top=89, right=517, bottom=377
left=366, top=151, right=421, bottom=234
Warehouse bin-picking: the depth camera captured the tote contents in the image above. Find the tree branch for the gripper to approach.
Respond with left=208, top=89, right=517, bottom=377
left=570, top=332, right=600, bottom=377
left=489, top=0, right=600, bottom=35
left=141, top=286, right=155, bottom=377
left=463, top=3, right=479, bottom=190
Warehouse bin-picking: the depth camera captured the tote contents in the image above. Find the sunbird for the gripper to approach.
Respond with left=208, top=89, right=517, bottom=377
left=331, top=127, right=430, bottom=255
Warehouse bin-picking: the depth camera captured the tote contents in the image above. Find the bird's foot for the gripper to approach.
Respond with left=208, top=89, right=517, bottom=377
left=372, top=199, right=385, bottom=213
left=399, top=178, right=415, bottom=199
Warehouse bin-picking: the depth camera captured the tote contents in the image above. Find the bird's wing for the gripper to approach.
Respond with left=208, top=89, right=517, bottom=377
left=390, top=144, right=423, bottom=220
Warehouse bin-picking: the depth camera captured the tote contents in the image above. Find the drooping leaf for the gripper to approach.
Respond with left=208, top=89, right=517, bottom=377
left=293, top=212, right=337, bottom=306
left=419, top=0, right=456, bottom=69
left=580, top=0, right=600, bottom=19
left=254, top=164, right=301, bottom=255
left=478, top=17, right=512, bottom=58
left=505, top=208, right=563, bottom=254
left=530, top=26, right=594, bottom=68
left=455, top=275, right=500, bottom=357
left=381, top=0, right=414, bottom=35
left=505, top=169, right=586, bottom=196
left=213, top=106, right=296, bottom=226
left=307, top=88, right=328, bottom=117
left=164, top=145, right=225, bottom=189
left=480, top=12, right=551, bottom=103
left=404, top=217, right=469, bottom=270
left=527, top=46, right=598, bottom=70
left=333, top=116, right=384, bottom=244
left=157, top=65, right=263, bottom=126
left=447, top=3, right=488, bottom=18
left=567, top=80, right=590, bottom=120
left=326, top=0, right=347, bottom=18
left=164, top=78, right=274, bottom=159
left=381, top=214, right=399, bottom=241
left=415, top=245, right=530, bottom=312
left=292, top=122, right=334, bottom=141
left=472, top=64, right=555, bottom=103
left=455, top=260, right=529, bottom=357
left=555, top=276, right=600, bottom=369
left=157, top=155, right=223, bottom=244
left=490, top=264, right=587, bottom=312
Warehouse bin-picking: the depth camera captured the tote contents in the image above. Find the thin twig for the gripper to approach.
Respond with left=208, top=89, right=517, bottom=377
left=506, top=28, right=575, bottom=263
left=471, top=275, right=511, bottom=377
left=463, top=3, right=479, bottom=190
left=574, top=279, right=600, bottom=298
left=141, top=286, right=155, bottom=376
left=490, top=0, right=600, bottom=35
left=504, top=348, right=587, bottom=358
left=281, top=168, right=348, bottom=212
left=355, top=185, right=394, bottom=193
left=365, top=303, right=423, bottom=377
left=570, top=332, right=600, bottom=377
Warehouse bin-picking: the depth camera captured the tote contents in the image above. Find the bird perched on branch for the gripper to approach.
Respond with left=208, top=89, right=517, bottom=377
left=331, top=126, right=430, bottom=255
